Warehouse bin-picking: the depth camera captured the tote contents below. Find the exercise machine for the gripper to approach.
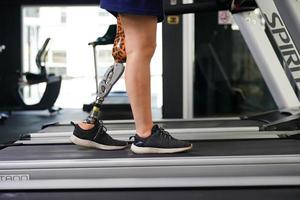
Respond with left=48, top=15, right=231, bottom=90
left=1, top=0, right=300, bottom=199
left=0, top=38, right=62, bottom=113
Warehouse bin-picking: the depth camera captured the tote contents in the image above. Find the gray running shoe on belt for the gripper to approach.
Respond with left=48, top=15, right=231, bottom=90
left=130, top=125, right=192, bottom=154
left=70, top=121, right=127, bottom=150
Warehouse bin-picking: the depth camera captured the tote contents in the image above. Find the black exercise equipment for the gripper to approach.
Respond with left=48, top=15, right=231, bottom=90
left=0, top=38, right=62, bottom=113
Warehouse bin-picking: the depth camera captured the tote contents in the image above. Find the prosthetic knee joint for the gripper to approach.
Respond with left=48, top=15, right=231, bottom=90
left=86, top=16, right=127, bottom=124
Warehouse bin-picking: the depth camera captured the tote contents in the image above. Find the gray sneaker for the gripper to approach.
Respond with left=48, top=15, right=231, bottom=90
left=130, top=125, right=192, bottom=154
left=70, top=121, right=128, bottom=150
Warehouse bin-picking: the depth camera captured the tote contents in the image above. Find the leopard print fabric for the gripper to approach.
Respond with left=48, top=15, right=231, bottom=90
left=112, top=15, right=127, bottom=63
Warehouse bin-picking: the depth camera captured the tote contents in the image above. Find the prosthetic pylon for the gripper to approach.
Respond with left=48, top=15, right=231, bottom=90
left=86, top=15, right=127, bottom=124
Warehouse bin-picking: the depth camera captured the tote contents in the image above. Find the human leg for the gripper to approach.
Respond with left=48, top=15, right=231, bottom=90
left=120, top=14, right=192, bottom=153
left=119, top=14, right=156, bottom=138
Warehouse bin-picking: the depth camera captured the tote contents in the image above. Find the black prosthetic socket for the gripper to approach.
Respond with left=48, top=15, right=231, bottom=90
left=85, top=97, right=104, bottom=124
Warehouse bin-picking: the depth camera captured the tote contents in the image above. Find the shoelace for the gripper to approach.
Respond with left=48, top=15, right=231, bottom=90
left=157, top=127, right=173, bottom=141
left=93, top=120, right=107, bottom=140
left=129, top=126, right=173, bottom=142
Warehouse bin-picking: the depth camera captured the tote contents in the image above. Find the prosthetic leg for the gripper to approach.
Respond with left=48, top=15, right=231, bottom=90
left=85, top=16, right=127, bottom=124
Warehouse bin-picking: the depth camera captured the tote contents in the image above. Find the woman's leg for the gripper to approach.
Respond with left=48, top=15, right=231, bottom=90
left=120, top=14, right=192, bottom=154
left=120, top=14, right=157, bottom=138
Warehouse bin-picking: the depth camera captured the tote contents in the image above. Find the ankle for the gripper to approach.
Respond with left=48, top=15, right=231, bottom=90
left=137, top=132, right=151, bottom=139
left=78, top=122, right=95, bottom=130
left=136, top=125, right=153, bottom=138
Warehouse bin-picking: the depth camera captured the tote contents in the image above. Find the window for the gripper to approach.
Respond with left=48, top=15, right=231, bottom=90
left=22, top=6, right=163, bottom=117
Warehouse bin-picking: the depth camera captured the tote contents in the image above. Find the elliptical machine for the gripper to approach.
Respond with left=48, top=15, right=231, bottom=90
left=0, top=38, right=62, bottom=114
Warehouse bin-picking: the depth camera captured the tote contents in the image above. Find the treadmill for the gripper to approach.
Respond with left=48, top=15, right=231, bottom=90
left=32, top=0, right=300, bottom=143
left=17, top=0, right=300, bottom=144
left=1, top=0, right=300, bottom=199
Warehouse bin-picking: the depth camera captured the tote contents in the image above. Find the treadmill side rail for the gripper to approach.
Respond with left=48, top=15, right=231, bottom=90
left=1, top=155, right=300, bottom=190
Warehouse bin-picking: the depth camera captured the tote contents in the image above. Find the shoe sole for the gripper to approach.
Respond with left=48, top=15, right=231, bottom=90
left=130, top=143, right=193, bottom=154
left=70, top=135, right=127, bottom=150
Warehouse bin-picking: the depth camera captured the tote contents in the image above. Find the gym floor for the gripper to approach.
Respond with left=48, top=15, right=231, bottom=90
left=0, top=109, right=88, bottom=144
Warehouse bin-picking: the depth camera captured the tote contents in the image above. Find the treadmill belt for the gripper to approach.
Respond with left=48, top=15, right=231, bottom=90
left=1, top=139, right=300, bottom=161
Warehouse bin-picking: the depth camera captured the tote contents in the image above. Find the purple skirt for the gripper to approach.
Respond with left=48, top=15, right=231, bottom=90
left=100, top=0, right=164, bottom=22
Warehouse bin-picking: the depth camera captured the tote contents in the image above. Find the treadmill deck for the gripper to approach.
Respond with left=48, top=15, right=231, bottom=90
left=1, top=139, right=300, bottom=190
